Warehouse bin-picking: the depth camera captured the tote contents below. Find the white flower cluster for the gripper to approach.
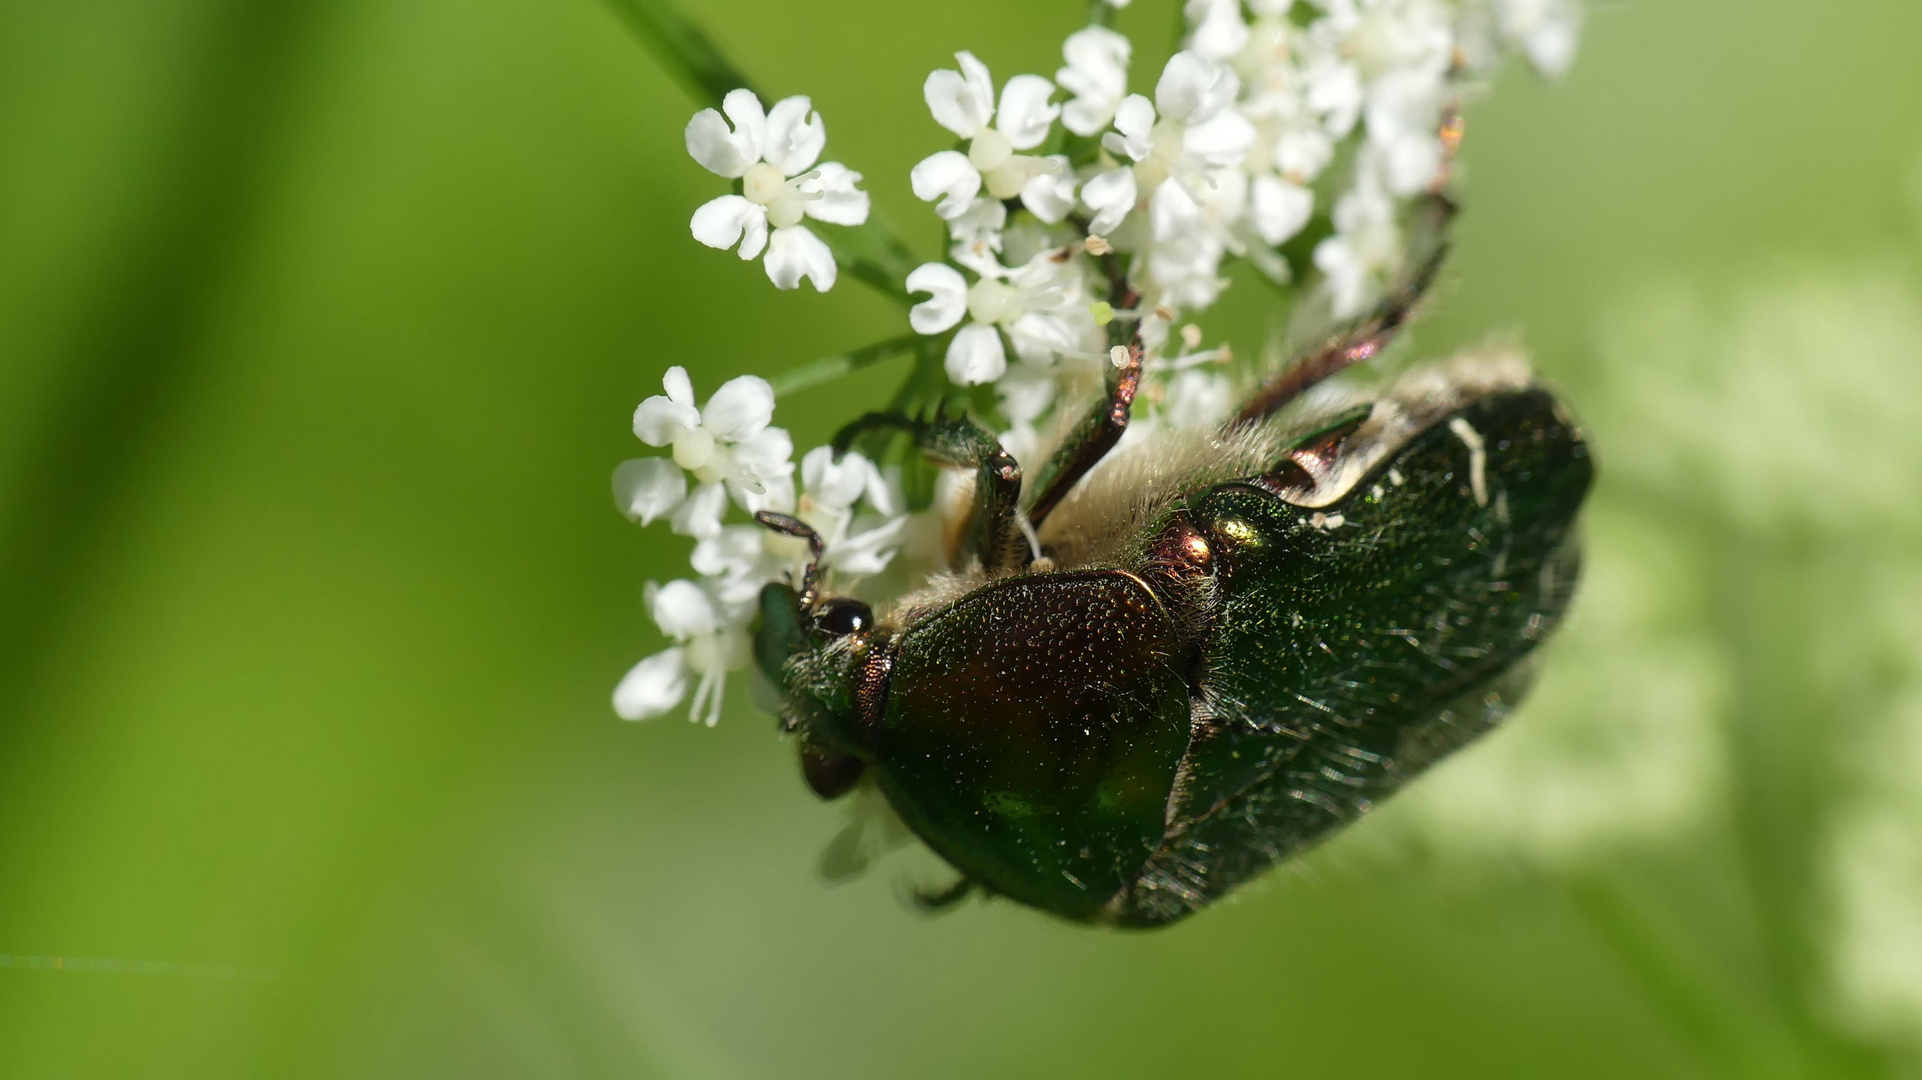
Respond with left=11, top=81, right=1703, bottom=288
left=630, top=0, right=1579, bottom=726
left=897, top=0, right=1581, bottom=439
left=612, top=368, right=904, bottom=724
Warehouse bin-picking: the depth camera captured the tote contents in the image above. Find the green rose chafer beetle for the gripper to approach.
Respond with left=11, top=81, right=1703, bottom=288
left=752, top=256, right=1594, bottom=927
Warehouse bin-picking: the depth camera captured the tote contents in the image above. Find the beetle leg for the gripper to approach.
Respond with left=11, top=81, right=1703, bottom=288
left=831, top=410, right=1030, bottom=571
left=910, top=876, right=974, bottom=914
left=1024, top=337, right=1143, bottom=530
left=799, top=740, right=866, bottom=801
left=1232, top=194, right=1457, bottom=428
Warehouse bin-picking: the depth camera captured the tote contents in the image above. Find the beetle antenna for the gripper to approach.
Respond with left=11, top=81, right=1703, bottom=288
left=753, top=511, right=825, bottom=610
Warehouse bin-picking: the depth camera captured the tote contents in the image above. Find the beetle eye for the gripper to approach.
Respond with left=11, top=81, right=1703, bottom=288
left=813, top=597, right=873, bottom=637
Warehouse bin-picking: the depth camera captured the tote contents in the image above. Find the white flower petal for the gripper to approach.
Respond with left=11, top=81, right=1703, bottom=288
left=1276, top=125, right=1334, bottom=181
left=1183, top=107, right=1256, bottom=168
left=752, top=471, right=797, bottom=516
left=925, top=59, right=994, bottom=138
left=1019, top=158, right=1078, bottom=224
left=613, top=457, right=688, bottom=524
left=700, top=375, right=776, bottom=441
left=764, top=225, right=837, bottom=292
left=950, top=243, right=1006, bottom=280
left=690, top=525, right=765, bottom=579
left=614, top=648, right=689, bottom=720
left=910, top=150, right=983, bottom=220
left=995, top=74, right=1060, bottom=150
left=802, top=445, right=878, bottom=510
left=949, top=197, right=1007, bottom=244
left=719, top=88, right=768, bottom=161
left=803, top=162, right=870, bottom=226
left=1058, top=26, right=1131, bottom=137
left=1373, top=131, right=1443, bottom=196
left=662, top=366, right=695, bottom=406
left=1008, top=311, right=1077, bottom=365
left=1150, top=180, right=1203, bottom=244
left=1000, top=364, right=1058, bottom=426
left=1517, top=4, right=1581, bottom=78
left=670, top=481, right=728, bottom=539
left=1251, top=174, right=1314, bottom=245
left=1164, top=370, right=1234, bottom=428
left=1081, top=165, right=1138, bottom=236
left=763, top=95, right=826, bottom=176
left=957, top=51, right=996, bottom=121
left=945, top=323, right=1007, bottom=386
left=633, top=393, right=701, bottom=446
left=730, top=426, right=795, bottom=494
left=1156, top=51, right=1236, bottom=124
left=1305, top=57, right=1363, bottom=137
left=863, top=465, right=898, bottom=517
left=827, top=515, right=908, bottom=577
left=1108, top=94, right=1157, bottom=160
left=1186, top=0, right=1250, bottom=62
left=685, top=107, right=756, bottom=178
left=906, top=262, right=968, bottom=334
left=651, top=579, right=720, bottom=638
left=690, top=194, right=768, bottom=260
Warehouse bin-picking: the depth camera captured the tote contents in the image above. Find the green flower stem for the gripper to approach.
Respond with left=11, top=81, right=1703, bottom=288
left=768, top=333, right=921, bottom=397
left=1567, top=877, right=1762, bottom=1076
left=1087, top=0, right=1117, bottom=28
left=601, top=0, right=918, bottom=304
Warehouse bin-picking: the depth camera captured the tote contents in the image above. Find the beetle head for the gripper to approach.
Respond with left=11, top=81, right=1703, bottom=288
left=751, top=512, right=877, bottom=758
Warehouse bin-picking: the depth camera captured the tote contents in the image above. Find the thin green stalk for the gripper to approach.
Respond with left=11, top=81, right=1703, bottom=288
left=1567, top=877, right=1768, bottom=1077
left=768, top=334, right=920, bottom=397
left=600, top=0, right=918, bottom=303
left=1087, top=0, right=1118, bottom=28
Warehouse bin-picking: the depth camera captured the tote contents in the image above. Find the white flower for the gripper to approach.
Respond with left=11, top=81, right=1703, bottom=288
left=689, top=446, right=906, bottom=597
left=619, top=366, right=795, bottom=539
left=1144, top=167, right=1265, bottom=307
left=1148, top=228, right=1233, bottom=310
left=1300, top=0, right=1453, bottom=141
left=907, top=252, right=1097, bottom=387
left=945, top=197, right=1009, bottom=270
left=1498, top=0, right=1582, bottom=78
left=686, top=89, right=870, bottom=292
left=911, top=52, right=1067, bottom=221
left=1250, top=173, right=1314, bottom=245
left=1163, top=369, right=1236, bottom=428
left=797, top=447, right=908, bottom=577
left=1186, top=0, right=1251, bottom=62
left=1080, top=164, right=1140, bottom=237
left=1020, top=155, right=1080, bottom=224
left=1313, top=158, right=1401, bottom=318
left=614, top=579, right=752, bottom=726
left=1058, top=26, right=1132, bottom=137
left=1084, top=52, right=1255, bottom=236
left=1364, top=66, right=1449, bottom=195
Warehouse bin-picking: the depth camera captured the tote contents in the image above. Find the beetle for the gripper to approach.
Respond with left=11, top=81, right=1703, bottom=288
left=750, top=243, right=1594, bottom=927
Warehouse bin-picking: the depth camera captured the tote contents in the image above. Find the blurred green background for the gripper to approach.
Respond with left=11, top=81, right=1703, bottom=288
left=4, top=0, right=1922, bottom=1076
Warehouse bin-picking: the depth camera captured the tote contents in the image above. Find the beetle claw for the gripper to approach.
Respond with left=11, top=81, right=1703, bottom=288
left=909, top=876, right=974, bottom=914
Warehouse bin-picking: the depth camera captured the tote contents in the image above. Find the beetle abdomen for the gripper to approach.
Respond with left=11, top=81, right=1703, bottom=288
left=1106, top=386, right=1593, bottom=926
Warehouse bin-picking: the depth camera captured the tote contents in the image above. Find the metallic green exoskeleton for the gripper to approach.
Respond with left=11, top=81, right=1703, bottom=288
left=754, top=280, right=1593, bottom=926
